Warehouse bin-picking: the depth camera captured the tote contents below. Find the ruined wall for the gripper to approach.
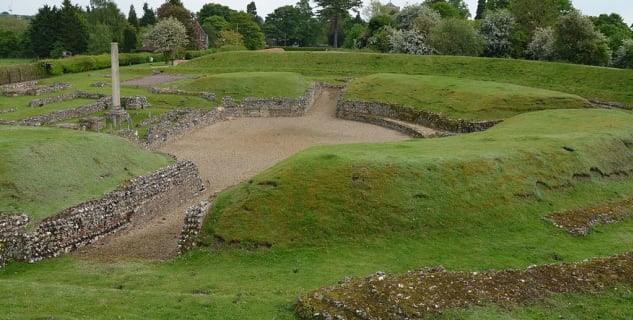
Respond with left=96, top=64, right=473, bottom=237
left=3, top=82, right=72, bottom=97
left=178, top=200, right=212, bottom=254
left=144, top=82, right=327, bottom=147
left=338, top=100, right=502, bottom=134
left=28, top=91, right=104, bottom=107
left=0, top=214, right=29, bottom=268
left=0, top=160, right=204, bottom=266
left=149, top=87, right=216, bottom=101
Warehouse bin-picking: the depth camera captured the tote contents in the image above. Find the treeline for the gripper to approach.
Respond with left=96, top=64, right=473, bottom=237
left=1, top=0, right=632, bottom=68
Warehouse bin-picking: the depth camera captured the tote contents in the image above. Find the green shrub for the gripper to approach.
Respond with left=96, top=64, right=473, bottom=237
left=184, top=49, right=216, bottom=60
left=0, top=63, right=42, bottom=85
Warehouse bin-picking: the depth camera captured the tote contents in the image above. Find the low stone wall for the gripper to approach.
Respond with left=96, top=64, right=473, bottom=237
left=149, top=87, right=216, bottom=101
left=3, top=82, right=72, bottom=97
left=10, top=97, right=112, bottom=126
left=178, top=200, right=212, bottom=254
left=28, top=90, right=104, bottom=107
left=0, top=107, right=16, bottom=114
left=144, top=82, right=327, bottom=147
left=0, top=160, right=204, bottom=266
left=338, top=100, right=502, bottom=134
left=0, top=80, right=37, bottom=92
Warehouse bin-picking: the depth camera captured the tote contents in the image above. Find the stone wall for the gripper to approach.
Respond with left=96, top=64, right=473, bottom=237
left=178, top=200, right=212, bottom=254
left=7, top=97, right=112, bottom=126
left=338, top=100, right=502, bottom=134
left=3, top=82, right=72, bottom=97
left=0, top=160, right=204, bottom=267
left=149, top=87, right=216, bottom=101
left=0, top=213, right=29, bottom=268
left=144, top=82, right=327, bottom=147
left=28, top=90, right=104, bottom=107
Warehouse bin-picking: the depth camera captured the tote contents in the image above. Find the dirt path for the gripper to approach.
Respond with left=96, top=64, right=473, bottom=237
left=74, top=88, right=413, bottom=261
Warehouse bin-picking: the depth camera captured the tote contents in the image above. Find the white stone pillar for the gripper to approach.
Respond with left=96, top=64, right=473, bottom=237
left=111, top=42, right=121, bottom=110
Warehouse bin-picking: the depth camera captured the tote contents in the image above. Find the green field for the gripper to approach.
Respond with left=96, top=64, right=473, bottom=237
left=0, top=59, right=32, bottom=66
left=2, top=51, right=633, bottom=319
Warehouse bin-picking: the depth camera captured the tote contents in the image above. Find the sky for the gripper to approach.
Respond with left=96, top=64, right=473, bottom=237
left=4, top=0, right=633, bottom=26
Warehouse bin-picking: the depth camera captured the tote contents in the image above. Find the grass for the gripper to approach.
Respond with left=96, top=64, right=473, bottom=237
left=344, top=73, right=592, bottom=120
left=2, top=52, right=633, bottom=319
left=161, top=72, right=309, bottom=101
left=0, top=126, right=174, bottom=220
left=177, top=51, right=633, bottom=105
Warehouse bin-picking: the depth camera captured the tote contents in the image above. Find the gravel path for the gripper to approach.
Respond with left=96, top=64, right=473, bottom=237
left=74, top=88, right=413, bottom=261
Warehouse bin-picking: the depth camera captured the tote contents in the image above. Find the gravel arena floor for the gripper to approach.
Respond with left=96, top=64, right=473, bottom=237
left=74, top=87, right=412, bottom=261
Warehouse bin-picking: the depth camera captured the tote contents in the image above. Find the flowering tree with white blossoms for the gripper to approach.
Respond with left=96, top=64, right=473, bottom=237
left=144, top=17, right=189, bottom=64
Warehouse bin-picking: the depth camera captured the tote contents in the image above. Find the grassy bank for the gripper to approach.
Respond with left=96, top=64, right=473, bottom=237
left=177, top=51, right=633, bottom=105
left=344, top=73, right=591, bottom=120
left=0, top=126, right=174, bottom=220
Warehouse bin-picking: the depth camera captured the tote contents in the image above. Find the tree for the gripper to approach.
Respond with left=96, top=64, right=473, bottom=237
left=447, top=0, right=471, bottom=19
left=230, top=11, right=265, bottom=50
left=475, top=0, right=486, bottom=19
left=429, top=18, right=484, bottom=56
left=480, top=9, right=514, bottom=57
left=342, top=23, right=365, bottom=48
left=362, top=0, right=398, bottom=20
left=553, top=10, right=610, bottom=66
left=197, top=3, right=233, bottom=24
left=144, top=17, right=188, bottom=63
left=246, top=1, right=264, bottom=27
left=390, top=28, right=435, bottom=54
left=59, top=0, right=89, bottom=54
left=27, top=5, right=59, bottom=57
left=394, top=4, right=440, bottom=32
left=315, top=0, right=363, bottom=48
left=264, top=5, right=302, bottom=46
left=122, top=25, right=138, bottom=52
left=202, top=15, right=229, bottom=47
left=613, top=39, right=633, bottom=69
left=157, top=1, right=202, bottom=50
left=590, top=13, right=633, bottom=51
left=526, top=27, right=555, bottom=60
left=139, top=2, right=156, bottom=27
left=87, top=23, right=113, bottom=54
left=87, top=0, right=128, bottom=44
left=486, top=0, right=509, bottom=11
left=128, top=5, right=139, bottom=29
left=0, top=30, right=22, bottom=57
left=294, top=0, right=321, bottom=46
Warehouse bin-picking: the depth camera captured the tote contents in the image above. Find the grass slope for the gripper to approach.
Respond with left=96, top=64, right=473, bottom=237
left=177, top=51, right=633, bottom=105
left=0, top=126, right=174, bottom=220
left=162, top=72, right=308, bottom=100
left=204, top=109, right=633, bottom=248
left=344, top=73, right=592, bottom=120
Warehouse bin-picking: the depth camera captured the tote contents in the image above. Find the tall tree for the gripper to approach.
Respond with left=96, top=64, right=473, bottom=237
left=553, top=10, right=610, bottom=66
left=480, top=9, right=514, bottom=57
left=429, top=18, right=484, bottom=56
left=590, top=13, right=633, bottom=51
left=264, top=5, right=302, bottom=46
left=230, top=11, right=265, bottom=50
left=295, top=0, right=321, bottom=46
left=144, top=16, right=188, bottom=62
left=315, top=0, right=363, bottom=48
left=447, top=0, right=470, bottom=19
left=157, top=1, right=202, bottom=49
left=128, top=5, right=139, bottom=29
left=139, top=2, right=156, bottom=27
left=475, top=0, right=486, bottom=19
left=202, top=15, right=229, bottom=47
left=197, top=3, right=233, bottom=24
left=59, top=0, right=89, bottom=54
left=27, top=5, right=59, bottom=57
left=87, top=0, right=128, bottom=44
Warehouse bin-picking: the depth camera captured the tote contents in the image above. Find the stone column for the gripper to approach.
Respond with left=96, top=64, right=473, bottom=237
left=106, top=43, right=128, bottom=130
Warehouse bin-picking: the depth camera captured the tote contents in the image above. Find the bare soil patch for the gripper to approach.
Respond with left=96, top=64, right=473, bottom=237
left=74, top=88, right=412, bottom=261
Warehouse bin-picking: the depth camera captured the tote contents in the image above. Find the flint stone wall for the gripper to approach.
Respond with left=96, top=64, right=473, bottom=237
left=0, top=160, right=204, bottom=267
left=338, top=100, right=502, bottom=134
left=144, top=82, right=327, bottom=147
left=3, top=82, right=72, bottom=97
left=28, top=90, right=104, bottom=107
left=178, top=200, right=212, bottom=254
left=149, top=87, right=216, bottom=101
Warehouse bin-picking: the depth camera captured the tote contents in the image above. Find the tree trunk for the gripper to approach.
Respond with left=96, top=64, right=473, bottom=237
left=333, top=15, right=339, bottom=49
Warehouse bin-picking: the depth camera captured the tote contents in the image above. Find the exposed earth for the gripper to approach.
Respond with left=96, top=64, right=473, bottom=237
left=73, top=86, right=416, bottom=260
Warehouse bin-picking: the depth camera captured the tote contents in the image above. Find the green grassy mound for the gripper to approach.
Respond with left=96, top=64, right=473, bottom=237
left=178, top=51, right=633, bottom=105
left=344, top=73, right=592, bottom=120
left=163, top=72, right=308, bottom=101
left=203, top=109, right=633, bottom=247
left=0, top=126, right=174, bottom=220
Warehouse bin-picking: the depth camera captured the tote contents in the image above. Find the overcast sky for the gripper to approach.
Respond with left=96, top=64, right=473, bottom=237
left=5, top=0, right=633, bottom=26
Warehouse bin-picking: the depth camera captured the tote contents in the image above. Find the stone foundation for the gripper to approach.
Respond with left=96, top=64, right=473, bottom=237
left=0, top=160, right=204, bottom=267
left=337, top=100, right=502, bottom=134
left=178, top=200, right=212, bottom=254
left=3, top=82, right=72, bottom=97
